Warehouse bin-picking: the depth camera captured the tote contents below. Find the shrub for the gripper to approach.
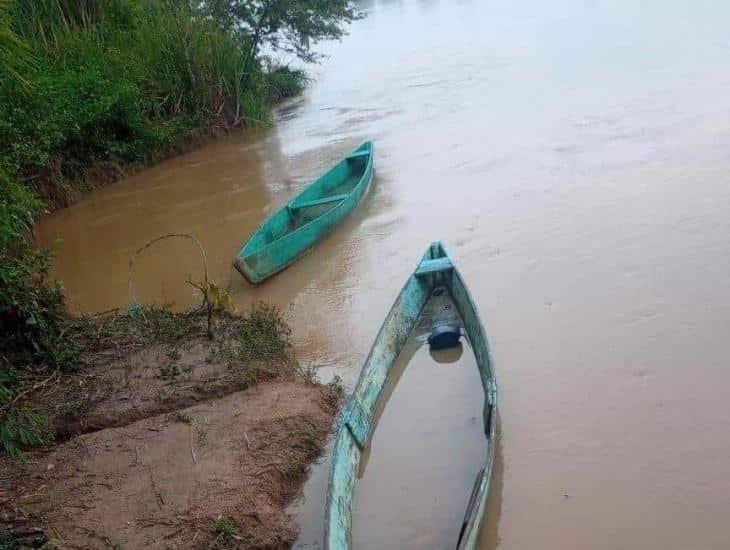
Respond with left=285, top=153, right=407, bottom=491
left=265, top=65, right=307, bottom=103
left=0, top=168, right=75, bottom=456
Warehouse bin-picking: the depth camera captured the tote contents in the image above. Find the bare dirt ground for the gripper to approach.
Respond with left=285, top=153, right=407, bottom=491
left=0, top=308, right=341, bottom=549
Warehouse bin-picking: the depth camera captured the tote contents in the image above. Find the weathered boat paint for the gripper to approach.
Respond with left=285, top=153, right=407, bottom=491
left=234, top=141, right=374, bottom=284
left=325, top=241, right=499, bottom=549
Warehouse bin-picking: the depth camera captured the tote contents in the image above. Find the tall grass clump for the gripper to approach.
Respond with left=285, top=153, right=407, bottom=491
left=0, top=0, right=275, bottom=206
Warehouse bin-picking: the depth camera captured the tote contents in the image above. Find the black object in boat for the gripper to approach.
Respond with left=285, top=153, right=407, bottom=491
left=428, top=324, right=461, bottom=350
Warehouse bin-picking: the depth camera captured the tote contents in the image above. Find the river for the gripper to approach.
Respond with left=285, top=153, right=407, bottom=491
left=36, top=1, right=730, bottom=548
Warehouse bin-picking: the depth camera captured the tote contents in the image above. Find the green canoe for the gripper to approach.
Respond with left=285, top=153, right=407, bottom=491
left=325, top=242, right=498, bottom=549
left=234, top=141, right=374, bottom=283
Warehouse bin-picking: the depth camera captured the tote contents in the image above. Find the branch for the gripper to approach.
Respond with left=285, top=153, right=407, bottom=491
left=127, top=233, right=209, bottom=305
left=190, top=423, right=197, bottom=465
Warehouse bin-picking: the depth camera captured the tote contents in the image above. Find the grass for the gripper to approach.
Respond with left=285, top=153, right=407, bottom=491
left=0, top=0, right=304, bottom=207
left=158, top=363, right=180, bottom=380
left=229, top=302, right=292, bottom=364
left=1, top=293, right=303, bottom=456
left=70, top=304, right=203, bottom=357
left=171, top=411, right=192, bottom=424
left=210, top=516, right=236, bottom=536
left=0, top=408, right=50, bottom=457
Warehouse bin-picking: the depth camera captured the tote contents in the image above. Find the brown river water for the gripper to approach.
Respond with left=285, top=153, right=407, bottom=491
left=36, top=1, right=730, bottom=548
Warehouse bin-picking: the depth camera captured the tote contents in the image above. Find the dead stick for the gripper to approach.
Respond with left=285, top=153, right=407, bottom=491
left=127, top=233, right=209, bottom=305
left=190, top=424, right=197, bottom=465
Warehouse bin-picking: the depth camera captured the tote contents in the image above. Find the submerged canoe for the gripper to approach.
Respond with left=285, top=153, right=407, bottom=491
left=234, top=141, right=374, bottom=283
left=325, top=242, right=498, bottom=549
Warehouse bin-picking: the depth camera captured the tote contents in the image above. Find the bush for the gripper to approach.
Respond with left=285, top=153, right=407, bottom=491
left=265, top=65, right=307, bottom=103
left=0, top=0, right=274, bottom=202
left=0, top=166, right=40, bottom=249
left=0, top=408, right=50, bottom=457
left=0, top=167, right=75, bottom=456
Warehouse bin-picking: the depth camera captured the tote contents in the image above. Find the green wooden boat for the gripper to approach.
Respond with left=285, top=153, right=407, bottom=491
left=325, top=242, right=498, bottom=549
left=234, top=141, right=374, bottom=283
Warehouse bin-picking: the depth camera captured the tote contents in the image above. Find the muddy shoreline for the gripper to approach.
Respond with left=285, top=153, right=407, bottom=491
left=0, top=308, right=341, bottom=549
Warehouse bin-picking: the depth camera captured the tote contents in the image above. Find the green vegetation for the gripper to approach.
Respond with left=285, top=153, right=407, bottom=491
left=0, top=167, right=72, bottom=456
left=2, top=0, right=268, bottom=201
left=0, top=0, right=360, bottom=204
left=205, top=0, right=362, bottom=63
left=0, top=0, right=360, bottom=457
left=230, top=302, right=292, bottom=364
left=210, top=516, right=237, bottom=538
left=265, top=64, right=307, bottom=102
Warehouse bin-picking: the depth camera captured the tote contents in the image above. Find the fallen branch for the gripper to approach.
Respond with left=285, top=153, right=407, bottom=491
left=190, top=423, right=197, bottom=465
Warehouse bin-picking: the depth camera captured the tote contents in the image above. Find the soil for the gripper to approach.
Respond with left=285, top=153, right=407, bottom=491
left=0, top=310, right=341, bottom=549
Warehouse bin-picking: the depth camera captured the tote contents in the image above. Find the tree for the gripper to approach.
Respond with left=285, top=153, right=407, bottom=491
left=205, top=0, right=362, bottom=65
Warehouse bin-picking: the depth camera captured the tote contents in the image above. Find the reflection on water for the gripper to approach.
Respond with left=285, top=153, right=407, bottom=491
left=430, top=341, right=464, bottom=364
left=36, top=0, right=730, bottom=548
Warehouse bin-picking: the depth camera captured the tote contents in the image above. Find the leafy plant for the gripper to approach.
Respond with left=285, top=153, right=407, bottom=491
left=210, top=516, right=236, bottom=537
left=0, top=168, right=75, bottom=457
left=159, top=363, right=180, bottom=380
left=0, top=407, right=50, bottom=457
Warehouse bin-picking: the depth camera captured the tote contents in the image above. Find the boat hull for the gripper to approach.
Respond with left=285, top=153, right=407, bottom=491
left=325, top=242, right=498, bottom=549
left=234, top=142, right=374, bottom=284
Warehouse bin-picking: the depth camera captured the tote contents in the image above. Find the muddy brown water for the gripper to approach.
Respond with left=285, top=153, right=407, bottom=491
left=36, top=1, right=730, bottom=548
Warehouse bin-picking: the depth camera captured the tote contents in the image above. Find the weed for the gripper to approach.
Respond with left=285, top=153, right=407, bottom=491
left=299, top=423, right=321, bottom=451
left=299, top=363, right=318, bottom=385
left=155, top=386, right=178, bottom=404
left=328, top=375, right=346, bottom=400
left=159, top=364, right=180, bottom=380
left=194, top=422, right=209, bottom=447
left=171, top=411, right=192, bottom=424
left=231, top=303, right=291, bottom=364
left=283, top=456, right=305, bottom=478
left=0, top=408, right=50, bottom=457
left=210, top=516, right=236, bottom=537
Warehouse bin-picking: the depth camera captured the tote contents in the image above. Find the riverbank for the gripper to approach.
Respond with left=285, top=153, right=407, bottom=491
left=1, top=0, right=359, bottom=464
left=0, top=305, right=342, bottom=548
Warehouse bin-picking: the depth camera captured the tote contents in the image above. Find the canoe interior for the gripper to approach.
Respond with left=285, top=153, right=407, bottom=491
left=325, top=242, right=498, bottom=550
left=243, top=143, right=372, bottom=254
left=351, top=311, right=488, bottom=549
